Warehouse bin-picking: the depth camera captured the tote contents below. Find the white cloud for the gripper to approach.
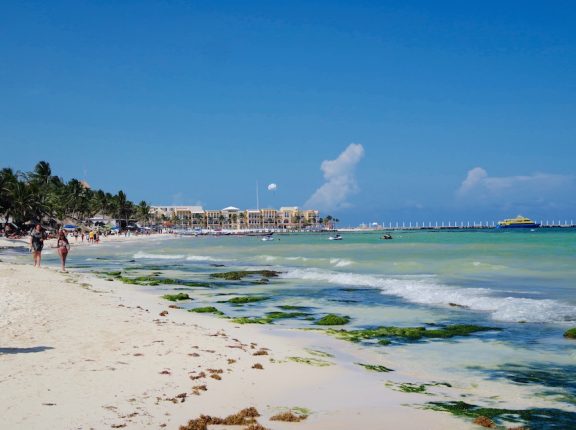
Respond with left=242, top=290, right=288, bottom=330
left=457, top=167, right=574, bottom=207
left=304, top=143, right=365, bottom=211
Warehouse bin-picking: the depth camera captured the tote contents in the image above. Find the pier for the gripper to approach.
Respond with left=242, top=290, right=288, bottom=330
left=357, top=220, right=576, bottom=231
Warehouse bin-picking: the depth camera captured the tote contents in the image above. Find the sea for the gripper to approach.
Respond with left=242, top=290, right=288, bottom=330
left=10, top=228, right=576, bottom=426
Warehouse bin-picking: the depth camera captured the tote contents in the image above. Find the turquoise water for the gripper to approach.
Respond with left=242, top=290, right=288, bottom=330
left=30, top=229, right=576, bottom=424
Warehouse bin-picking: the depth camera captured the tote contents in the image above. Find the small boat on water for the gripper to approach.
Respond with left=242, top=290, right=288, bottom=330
left=328, top=234, right=343, bottom=241
left=261, top=235, right=275, bottom=241
left=497, top=215, right=540, bottom=229
left=380, top=234, right=393, bottom=240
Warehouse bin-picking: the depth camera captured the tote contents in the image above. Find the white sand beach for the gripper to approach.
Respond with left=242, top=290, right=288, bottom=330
left=0, top=253, right=473, bottom=429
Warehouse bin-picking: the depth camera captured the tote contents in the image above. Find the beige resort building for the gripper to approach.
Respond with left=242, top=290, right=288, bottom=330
left=150, top=206, right=320, bottom=230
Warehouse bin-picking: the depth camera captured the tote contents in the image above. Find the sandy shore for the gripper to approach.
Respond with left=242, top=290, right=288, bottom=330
left=0, top=255, right=473, bottom=429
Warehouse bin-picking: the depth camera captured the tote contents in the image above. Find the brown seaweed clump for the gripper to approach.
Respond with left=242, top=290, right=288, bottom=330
left=252, top=363, right=264, bottom=369
left=270, top=411, right=308, bottom=422
left=179, top=407, right=262, bottom=430
left=473, top=416, right=496, bottom=428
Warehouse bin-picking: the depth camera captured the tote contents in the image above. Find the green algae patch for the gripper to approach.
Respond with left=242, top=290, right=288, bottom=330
left=290, top=407, right=311, bottom=416
left=104, top=271, right=122, bottom=277
left=188, top=306, right=225, bottom=315
left=220, top=296, right=270, bottom=305
left=116, top=274, right=211, bottom=288
left=357, top=363, right=394, bottom=373
left=398, top=383, right=427, bottom=393
left=324, top=324, right=500, bottom=344
left=278, top=305, right=311, bottom=311
left=315, top=314, right=351, bottom=326
left=305, top=349, right=334, bottom=358
left=231, top=317, right=270, bottom=324
left=287, top=356, right=333, bottom=367
left=564, top=328, right=576, bottom=339
left=386, top=381, right=451, bottom=394
left=425, top=400, right=576, bottom=429
left=266, top=311, right=310, bottom=321
left=162, top=293, right=191, bottom=302
left=209, top=270, right=281, bottom=281
left=232, top=311, right=310, bottom=325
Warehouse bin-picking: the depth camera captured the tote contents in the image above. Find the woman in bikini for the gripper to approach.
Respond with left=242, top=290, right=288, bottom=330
left=56, top=230, right=70, bottom=272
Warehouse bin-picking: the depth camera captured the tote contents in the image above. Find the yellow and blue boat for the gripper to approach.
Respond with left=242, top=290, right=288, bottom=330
left=497, top=215, right=540, bottom=229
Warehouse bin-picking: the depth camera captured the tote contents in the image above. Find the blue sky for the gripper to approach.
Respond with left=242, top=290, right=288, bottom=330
left=2, top=0, right=575, bottom=225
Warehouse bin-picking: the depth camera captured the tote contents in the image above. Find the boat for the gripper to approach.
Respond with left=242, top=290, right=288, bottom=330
left=496, top=215, right=540, bottom=229
left=261, top=235, right=275, bottom=241
left=328, top=234, right=343, bottom=241
left=380, top=233, right=393, bottom=240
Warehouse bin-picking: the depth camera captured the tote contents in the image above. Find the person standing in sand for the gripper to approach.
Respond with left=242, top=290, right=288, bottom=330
left=55, top=230, right=70, bottom=272
left=29, top=224, right=46, bottom=267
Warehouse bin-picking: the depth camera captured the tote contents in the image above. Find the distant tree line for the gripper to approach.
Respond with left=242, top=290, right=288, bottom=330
left=0, top=161, right=151, bottom=228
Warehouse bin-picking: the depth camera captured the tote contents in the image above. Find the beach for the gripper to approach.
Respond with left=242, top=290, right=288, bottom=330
left=0, top=240, right=470, bottom=430
left=2, top=230, right=576, bottom=429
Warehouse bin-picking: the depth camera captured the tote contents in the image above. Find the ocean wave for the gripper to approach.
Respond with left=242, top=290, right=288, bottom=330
left=259, top=255, right=278, bottom=262
left=185, top=255, right=226, bottom=262
left=133, top=251, right=185, bottom=260
left=329, top=258, right=353, bottom=267
left=282, top=268, right=576, bottom=323
left=286, top=256, right=311, bottom=261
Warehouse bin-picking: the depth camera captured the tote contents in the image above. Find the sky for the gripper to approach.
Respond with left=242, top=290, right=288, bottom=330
left=1, top=0, right=575, bottom=225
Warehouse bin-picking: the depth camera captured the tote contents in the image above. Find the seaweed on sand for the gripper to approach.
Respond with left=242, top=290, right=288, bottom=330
left=277, top=305, right=311, bottom=311
left=356, top=363, right=394, bottom=372
left=179, top=407, right=262, bottom=430
left=425, top=401, right=576, bottom=429
left=324, top=324, right=500, bottom=344
left=270, top=411, right=307, bottom=422
left=209, top=270, right=281, bottom=281
left=188, top=306, right=225, bottom=316
left=287, top=357, right=333, bottom=367
left=314, top=314, right=351, bottom=326
left=162, top=293, right=191, bottom=302
left=232, top=311, right=310, bottom=325
left=219, top=296, right=270, bottom=305
left=104, top=271, right=211, bottom=287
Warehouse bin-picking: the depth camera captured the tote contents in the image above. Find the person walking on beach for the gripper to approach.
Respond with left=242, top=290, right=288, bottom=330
left=55, top=230, right=70, bottom=272
left=30, top=224, right=46, bottom=267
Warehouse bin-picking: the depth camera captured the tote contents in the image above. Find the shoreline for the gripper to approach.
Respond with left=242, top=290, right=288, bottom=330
left=0, top=253, right=473, bottom=429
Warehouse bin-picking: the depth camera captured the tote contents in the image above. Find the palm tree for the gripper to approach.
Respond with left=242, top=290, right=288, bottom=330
left=6, top=181, right=42, bottom=225
left=193, top=212, right=204, bottom=228
left=113, top=190, right=133, bottom=228
left=0, top=168, right=18, bottom=225
left=62, top=179, right=92, bottom=222
left=30, top=161, right=53, bottom=186
left=230, top=213, right=238, bottom=230
left=135, top=201, right=151, bottom=226
left=239, top=212, right=246, bottom=230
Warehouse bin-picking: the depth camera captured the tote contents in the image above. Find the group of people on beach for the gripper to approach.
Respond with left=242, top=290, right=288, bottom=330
left=29, top=224, right=70, bottom=272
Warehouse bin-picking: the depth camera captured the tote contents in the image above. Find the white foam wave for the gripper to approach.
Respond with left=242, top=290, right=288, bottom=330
left=286, top=256, right=311, bottom=261
left=133, top=251, right=185, bottom=260
left=282, top=268, right=576, bottom=323
left=329, top=258, right=353, bottom=267
left=185, top=255, right=225, bottom=262
left=259, top=255, right=278, bottom=262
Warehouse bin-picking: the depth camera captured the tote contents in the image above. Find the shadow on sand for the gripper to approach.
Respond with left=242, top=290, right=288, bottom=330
left=0, top=346, right=54, bottom=355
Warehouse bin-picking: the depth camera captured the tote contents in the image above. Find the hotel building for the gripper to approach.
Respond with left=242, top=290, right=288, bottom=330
left=150, top=206, right=320, bottom=230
